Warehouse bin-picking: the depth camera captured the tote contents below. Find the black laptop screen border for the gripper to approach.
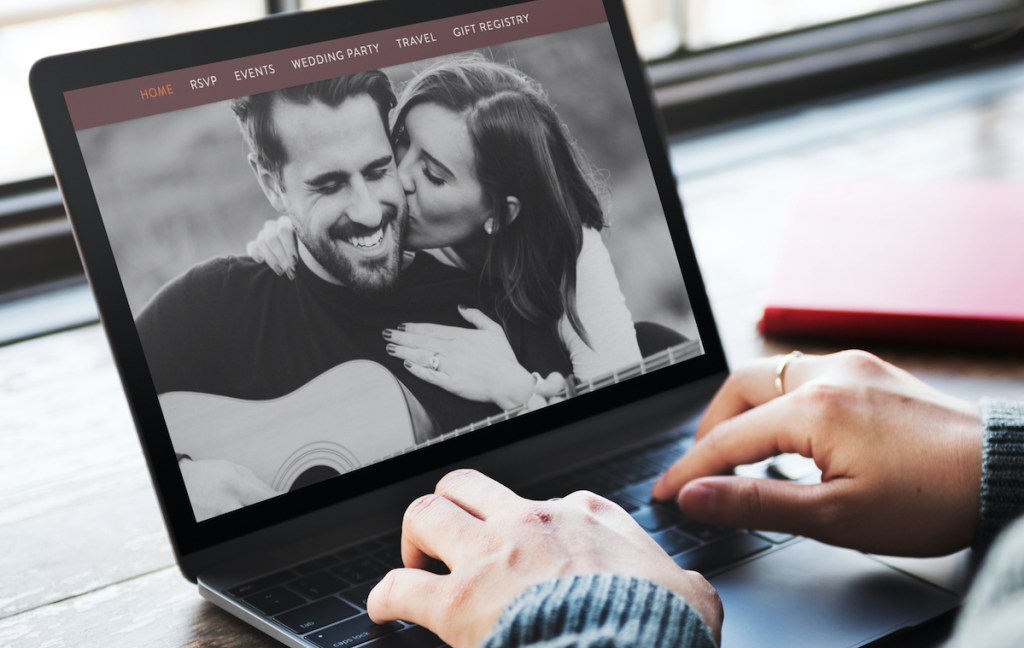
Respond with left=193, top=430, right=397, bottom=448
left=30, top=0, right=728, bottom=558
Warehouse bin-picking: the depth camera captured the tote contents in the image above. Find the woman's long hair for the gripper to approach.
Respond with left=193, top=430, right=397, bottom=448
left=393, top=55, right=607, bottom=345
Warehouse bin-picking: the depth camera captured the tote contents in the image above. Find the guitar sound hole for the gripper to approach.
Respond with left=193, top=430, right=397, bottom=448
left=290, top=466, right=342, bottom=491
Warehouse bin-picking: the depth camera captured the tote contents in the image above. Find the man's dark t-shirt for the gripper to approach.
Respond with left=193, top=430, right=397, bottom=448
left=135, top=253, right=571, bottom=436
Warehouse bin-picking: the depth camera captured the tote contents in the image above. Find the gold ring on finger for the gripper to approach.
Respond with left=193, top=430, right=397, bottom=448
left=774, top=351, right=803, bottom=396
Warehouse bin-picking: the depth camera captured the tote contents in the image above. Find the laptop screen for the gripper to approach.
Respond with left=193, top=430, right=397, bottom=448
left=60, top=0, right=706, bottom=524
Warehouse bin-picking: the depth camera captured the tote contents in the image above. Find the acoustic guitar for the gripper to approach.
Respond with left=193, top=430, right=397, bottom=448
left=160, top=360, right=435, bottom=492
left=161, top=338, right=703, bottom=493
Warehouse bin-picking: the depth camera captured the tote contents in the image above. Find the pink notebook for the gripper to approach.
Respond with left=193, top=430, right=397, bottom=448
left=760, top=180, right=1024, bottom=350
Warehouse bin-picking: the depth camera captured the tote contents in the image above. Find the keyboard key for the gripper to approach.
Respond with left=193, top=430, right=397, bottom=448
left=375, top=545, right=403, bottom=568
left=672, top=533, right=772, bottom=574
left=631, top=505, right=683, bottom=532
left=680, top=519, right=731, bottom=542
left=752, top=530, right=796, bottom=544
left=620, top=478, right=658, bottom=505
left=275, top=596, right=359, bottom=634
left=644, top=445, right=687, bottom=470
left=307, top=614, right=401, bottom=648
left=228, top=570, right=296, bottom=598
left=604, top=491, right=643, bottom=513
left=650, top=528, right=699, bottom=555
left=339, top=581, right=378, bottom=609
left=289, top=572, right=348, bottom=599
left=333, top=557, right=390, bottom=584
left=615, top=461, right=659, bottom=484
left=295, top=555, right=340, bottom=575
left=244, top=586, right=306, bottom=616
left=579, top=466, right=629, bottom=494
left=384, top=626, right=445, bottom=647
left=335, top=546, right=367, bottom=562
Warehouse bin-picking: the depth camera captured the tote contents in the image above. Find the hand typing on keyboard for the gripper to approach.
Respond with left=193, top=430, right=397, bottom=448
left=651, top=350, right=983, bottom=557
left=366, top=468, right=723, bottom=648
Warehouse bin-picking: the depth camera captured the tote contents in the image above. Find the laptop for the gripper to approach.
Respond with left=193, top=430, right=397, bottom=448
left=30, top=0, right=962, bottom=645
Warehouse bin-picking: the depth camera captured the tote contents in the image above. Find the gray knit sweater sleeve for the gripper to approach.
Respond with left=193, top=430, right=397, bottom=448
left=943, top=399, right=1024, bottom=648
left=975, top=399, right=1024, bottom=549
left=480, top=574, right=716, bottom=648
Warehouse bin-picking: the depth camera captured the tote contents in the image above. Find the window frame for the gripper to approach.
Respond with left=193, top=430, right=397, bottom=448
left=647, top=0, right=1024, bottom=131
left=1, top=0, right=1022, bottom=300
left=0, top=176, right=78, bottom=298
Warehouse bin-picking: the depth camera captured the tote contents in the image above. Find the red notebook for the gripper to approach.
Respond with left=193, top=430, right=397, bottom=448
left=760, top=179, right=1024, bottom=350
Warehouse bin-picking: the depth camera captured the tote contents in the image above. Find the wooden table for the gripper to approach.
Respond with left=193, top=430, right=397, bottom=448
left=3, top=68, right=1023, bottom=646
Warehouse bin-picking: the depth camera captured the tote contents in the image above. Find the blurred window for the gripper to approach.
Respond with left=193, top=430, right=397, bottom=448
left=623, top=0, right=932, bottom=58
left=0, top=0, right=264, bottom=186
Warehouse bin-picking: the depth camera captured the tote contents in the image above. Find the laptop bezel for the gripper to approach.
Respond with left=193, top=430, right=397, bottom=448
left=29, top=0, right=729, bottom=563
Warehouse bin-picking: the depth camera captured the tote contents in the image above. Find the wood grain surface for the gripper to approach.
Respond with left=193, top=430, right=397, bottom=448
left=2, top=72, right=1023, bottom=646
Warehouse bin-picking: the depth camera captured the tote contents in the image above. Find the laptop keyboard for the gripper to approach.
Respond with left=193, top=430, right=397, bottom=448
left=225, top=433, right=794, bottom=647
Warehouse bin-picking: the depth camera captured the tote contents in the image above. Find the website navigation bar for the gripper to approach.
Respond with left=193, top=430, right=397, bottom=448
left=65, top=0, right=606, bottom=130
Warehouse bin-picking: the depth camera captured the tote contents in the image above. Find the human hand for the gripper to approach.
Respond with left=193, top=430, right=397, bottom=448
left=245, top=215, right=298, bottom=279
left=179, top=458, right=278, bottom=521
left=652, top=350, right=983, bottom=556
left=367, top=469, right=722, bottom=647
left=384, top=306, right=538, bottom=410
left=529, top=372, right=569, bottom=410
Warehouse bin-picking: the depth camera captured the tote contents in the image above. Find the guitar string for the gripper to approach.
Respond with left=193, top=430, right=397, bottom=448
left=426, top=339, right=703, bottom=444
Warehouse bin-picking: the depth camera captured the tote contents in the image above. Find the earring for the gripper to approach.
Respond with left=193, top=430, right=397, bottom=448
left=483, top=218, right=495, bottom=235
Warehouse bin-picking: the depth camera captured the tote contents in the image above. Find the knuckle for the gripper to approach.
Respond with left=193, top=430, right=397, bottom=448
left=404, top=493, right=442, bottom=527
left=838, top=350, right=885, bottom=376
left=566, top=490, right=611, bottom=515
left=436, top=468, right=479, bottom=494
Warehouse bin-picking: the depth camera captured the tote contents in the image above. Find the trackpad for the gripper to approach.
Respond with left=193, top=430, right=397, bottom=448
left=710, top=539, right=960, bottom=647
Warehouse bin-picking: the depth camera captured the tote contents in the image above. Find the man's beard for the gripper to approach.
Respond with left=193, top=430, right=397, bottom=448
left=300, top=204, right=406, bottom=295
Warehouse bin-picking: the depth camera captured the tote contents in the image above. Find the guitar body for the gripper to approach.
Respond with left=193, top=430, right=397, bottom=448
left=159, top=360, right=435, bottom=492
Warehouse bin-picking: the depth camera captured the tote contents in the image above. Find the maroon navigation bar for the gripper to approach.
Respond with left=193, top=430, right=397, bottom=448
left=65, top=0, right=608, bottom=130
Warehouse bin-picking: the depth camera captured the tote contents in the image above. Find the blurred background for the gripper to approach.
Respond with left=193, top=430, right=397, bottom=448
left=76, top=24, right=696, bottom=338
